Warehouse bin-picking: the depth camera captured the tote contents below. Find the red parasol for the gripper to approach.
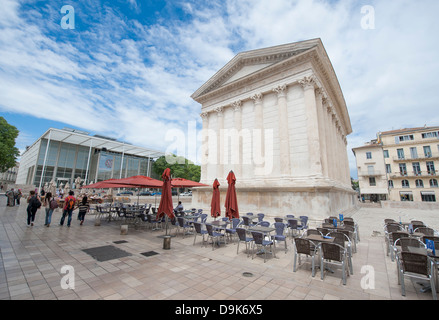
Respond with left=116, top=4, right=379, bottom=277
left=103, top=175, right=163, bottom=188
left=211, top=178, right=221, bottom=219
left=156, top=168, right=175, bottom=221
left=224, top=171, right=239, bottom=220
left=170, top=178, right=208, bottom=188
left=81, top=179, right=132, bottom=189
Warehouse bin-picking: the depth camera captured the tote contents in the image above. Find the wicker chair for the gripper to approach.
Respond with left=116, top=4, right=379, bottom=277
left=192, top=222, right=208, bottom=247
left=411, top=220, right=425, bottom=230
left=414, top=226, right=436, bottom=236
left=327, top=231, right=353, bottom=275
left=236, top=227, right=254, bottom=257
left=396, top=251, right=437, bottom=300
left=384, top=223, right=405, bottom=257
left=251, top=231, right=276, bottom=263
left=205, top=224, right=225, bottom=251
left=343, top=219, right=360, bottom=242
left=293, top=238, right=318, bottom=277
left=287, top=219, right=298, bottom=238
left=320, top=242, right=349, bottom=285
left=389, top=231, right=410, bottom=261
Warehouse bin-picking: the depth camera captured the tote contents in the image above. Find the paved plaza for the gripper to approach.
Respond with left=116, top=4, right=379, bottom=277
left=0, top=195, right=438, bottom=301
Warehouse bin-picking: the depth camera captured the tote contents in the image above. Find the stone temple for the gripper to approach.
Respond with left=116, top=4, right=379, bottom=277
left=190, top=38, right=356, bottom=219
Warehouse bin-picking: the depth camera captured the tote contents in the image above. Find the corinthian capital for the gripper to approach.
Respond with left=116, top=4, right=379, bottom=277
left=231, top=100, right=242, bottom=112
left=299, top=76, right=316, bottom=90
left=214, top=107, right=223, bottom=116
left=272, top=84, right=287, bottom=97
left=251, top=93, right=263, bottom=104
left=200, top=112, right=209, bottom=121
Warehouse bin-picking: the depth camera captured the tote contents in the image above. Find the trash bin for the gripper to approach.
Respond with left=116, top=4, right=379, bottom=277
left=120, top=225, right=128, bottom=235
left=163, top=236, right=171, bottom=250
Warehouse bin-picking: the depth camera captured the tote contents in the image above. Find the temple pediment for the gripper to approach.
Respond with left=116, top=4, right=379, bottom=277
left=191, top=39, right=321, bottom=101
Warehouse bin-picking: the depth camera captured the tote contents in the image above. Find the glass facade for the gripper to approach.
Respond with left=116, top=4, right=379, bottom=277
left=33, top=139, right=155, bottom=187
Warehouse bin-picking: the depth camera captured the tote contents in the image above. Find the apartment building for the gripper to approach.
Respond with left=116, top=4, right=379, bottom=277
left=352, top=140, right=388, bottom=202
left=379, top=127, right=439, bottom=202
left=353, top=126, right=439, bottom=203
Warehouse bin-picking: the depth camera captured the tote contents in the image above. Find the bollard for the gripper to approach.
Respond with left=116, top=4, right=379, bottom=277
left=163, top=236, right=171, bottom=250
left=120, top=225, right=128, bottom=235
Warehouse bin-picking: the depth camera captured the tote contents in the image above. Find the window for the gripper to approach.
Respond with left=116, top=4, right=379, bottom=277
left=383, top=150, right=389, bottom=158
left=430, top=179, right=438, bottom=188
left=386, top=164, right=391, bottom=174
left=424, top=146, right=432, bottom=158
left=367, top=165, right=375, bottom=175
left=412, top=162, right=421, bottom=176
left=422, top=131, right=438, bottom=139
left=366, top=152, right=372, bottom=159
left=398, top=135, right=414, bottom=142
left=402, top=180, right=410, bottom=188
left=410, top=147, right=418, bottom=159
left=399, top=163, right=407, bottom=176
left=388, top=180, right=394, bottom=188
left=369, top=177, right=376, bottom=186
left=415, top=179, right=424, bottom=188
left=421, top=194, right=436, bottom=202
left=397, top=148, right=405, bottom=159
left=427, top=161, right=436, bottom=175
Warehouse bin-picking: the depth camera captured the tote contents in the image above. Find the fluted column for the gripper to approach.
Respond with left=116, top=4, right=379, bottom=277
left=200, top=112, right=209, bottom=183
left=315, top=88, right=328, bottom=178
left=273, top=84, right=291, bottom=176
left=215, top=107, right=224, bottom=182
left=251, top=93, right=264, bottom=175
left=231, top=100, right=242, bottom=178
left=299, top=76, right=323, bottom=177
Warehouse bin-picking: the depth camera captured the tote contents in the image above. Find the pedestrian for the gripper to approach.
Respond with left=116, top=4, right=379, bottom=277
left=26, top=190, right=41, bottom=226
left=6, top=188, right=15, bottom=206
left=44, top=192, right=55, bottom=227
left=77, top=195, right=89, bottom=226
left=60, top=191, right=76, bottom=227
left=16, top=189, right=22, bottom=205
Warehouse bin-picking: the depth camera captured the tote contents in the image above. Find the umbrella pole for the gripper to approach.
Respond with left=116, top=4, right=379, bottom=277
left=165, top=215, right=169, bottom=236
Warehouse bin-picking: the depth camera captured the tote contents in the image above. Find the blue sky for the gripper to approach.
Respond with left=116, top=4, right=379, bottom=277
left=1, top=0, right=439, bottom=179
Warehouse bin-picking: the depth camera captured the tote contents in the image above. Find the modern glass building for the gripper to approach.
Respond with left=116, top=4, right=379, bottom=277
left=16, top=128, right=165, bottom=190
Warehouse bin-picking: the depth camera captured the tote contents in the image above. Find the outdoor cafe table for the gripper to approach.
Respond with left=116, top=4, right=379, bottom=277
left=321, top=223, right=346, bottom=230
left=210, top=220, right=228, bottom=231
left=304, top=234, right=335, bottom=244
left=248, top=226, right=276, bottom=234
left=242, top=215, right=258, bottom=221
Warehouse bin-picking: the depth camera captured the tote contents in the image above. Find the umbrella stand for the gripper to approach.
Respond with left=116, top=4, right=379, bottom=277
left=157, top=215, right=176, bottom=238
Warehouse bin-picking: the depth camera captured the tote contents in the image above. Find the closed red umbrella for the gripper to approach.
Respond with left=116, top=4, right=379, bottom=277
left=157, top=168, right=174, bottom=221
left=211, top=178, right=221, bottom=219
left=224, top=171, right=239, bottom=220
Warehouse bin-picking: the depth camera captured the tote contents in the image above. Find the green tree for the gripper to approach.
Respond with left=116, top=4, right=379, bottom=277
left=0, top=117, right=20, bottom=173
left=153, top=155, right=201, bottom=182
left=351, top=177, right=359, bottom=191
